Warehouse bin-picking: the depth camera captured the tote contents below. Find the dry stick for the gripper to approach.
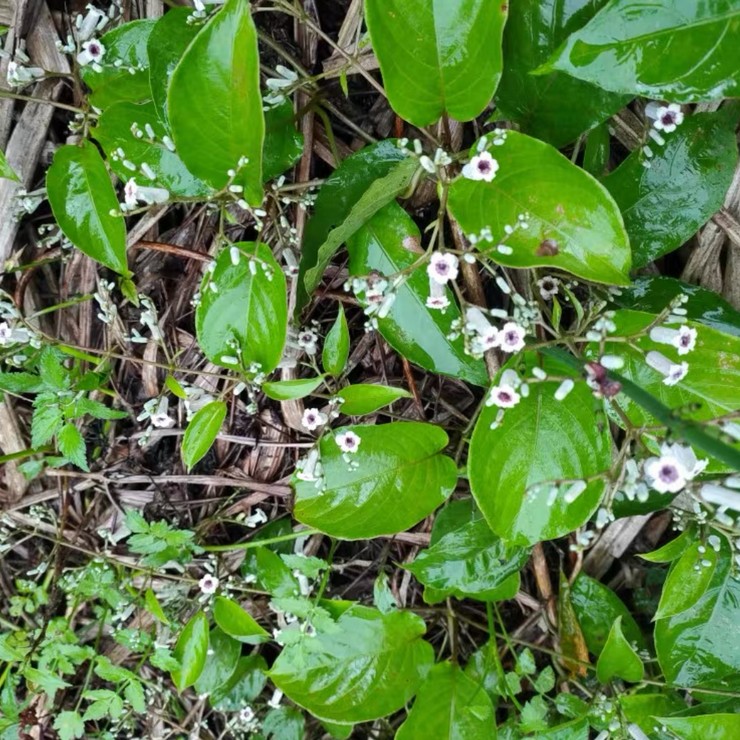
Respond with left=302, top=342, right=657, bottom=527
left=131, top=239, right=211, bottom=262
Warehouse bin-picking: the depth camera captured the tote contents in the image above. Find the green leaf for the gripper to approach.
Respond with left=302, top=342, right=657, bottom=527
left=195, top=242, right=287, bottom=373
left=144, top=588, right=169, bottom=624
left=655, top=539, right=719, bottom=620
left=193, top=627, right=240, bottom=696
left=263, top=102, right=304, bottom=182
left=373, top=572, right=397, bottom=614
left=464, top=640, right=503, bottom=701
left=364, top=0, right=507, bottom=127
left=263, top=707, right=305, bottom=740
left=536, top=719, right=589, bottom=739
left=245, top=546, right=300, bottom=598
left=31, top=401, right=63, bottom=447
left=0, top=372, right=45, bottom=394
left=71, top=397, right=127, bottom=421
left=124, top=680, right=146, bottom=714
left=619, top=693, right=685, bottom=734
left=583, top=122, right=611, bottom=178
left=171, top=611, right=209, bottom=692
left=469, top=373, right=611, bottom=545
left=0, top=148, right=19, bottom=181
left=46, top=142, right=129, bottom=276
left=269, top=604, right=433, bottom=723
left=603, top=111, right=739, bottom=267
left=447, top=132, right=631, bottom=285
left=210, top=655, right=268, bottom=711
left=348, top=202, right=487, bottom=386
left=339, top=383, right=411, bottom=415
left=58, top=423, right=88, bottom=472
left=262, top=377, right=324, bottom=401
left=656, top=715, right=740, bottom=740
left=81, top=20, right=155, bottom=109
left=53, top=711, right=85, bottom=740
left=293, top=422, right=457, bottom=540
left=495, top=0, right=630, bottom=148
left=541, top=0, right=740, bottom=102
left=655, top=534, right=740, bottom=690
left=181, top=400, right=226, bottom=471
left=570, top=574, right=645, bottom=655
left=322, top=306, right=349, bottom=377
left=213, top=596, right=269, bottom=644
left=639, top=527, right=695, bottom=563
left=396, top=661, right=496, bottom=740
left=167, top=0, right=264, bottom=202
left=406, top=515, right=529, bottom=603
left=94, top=100, right=212, bottom=199
left=297, top=139, right=414, bottom=309
left=595, top=617, right=644, bottom=683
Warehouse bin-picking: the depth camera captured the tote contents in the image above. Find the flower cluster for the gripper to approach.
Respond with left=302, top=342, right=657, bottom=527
left=463, top=307, right=527, bottom=358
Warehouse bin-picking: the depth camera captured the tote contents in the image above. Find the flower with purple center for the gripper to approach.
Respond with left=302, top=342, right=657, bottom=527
left=536, top=276, right=560, bottom=301
left=302, top=408, right=327, bottom=431
left=499, top=321, right=526, bottom=353
left=198, top=574, right=219, bottom=595
left=427, top=252, right=459, bottom=285
left=77, top=39, right=105, bottom=66
left=645, top=350, right=688, bottom=386
left=462, top=151, right=499, bottom=182
left=649, top=325, right=697, bottom=355
left=652, top=103, right=684, bottom=133
left=486, top=383, right=521, bottom=409
left=335, top=430, right=361, bottom=454
left=426, top=279, right=449, bottom=311
left=643, top=442, right=706, bottom=494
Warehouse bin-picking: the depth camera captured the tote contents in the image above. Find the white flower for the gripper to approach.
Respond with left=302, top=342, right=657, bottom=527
left=302, top=408, right=327, bottom=431
left=6, top=61, right=45, bottom=87
left=536, top=276, right=560, bottom=300
left=652, top=103, right=684, bottom=133
left=465, top=306, right=493, bottom=334
left=472, top=326, right=500, bottom=354
left=335, top=430, right=361, bottom=454
left=150, top=397, right=175, bottom=429
left=700, top=483, right=740, bottom=511
left=124, top=178, right=139, bottom=208
left=297, top=329, right=318, bottom=355
left=486, top=383, right=521, bottom=409
left=649, top=325, right=697, bottom=355
left=499, top=322, right=526, bottom=353
left=462, top=151, right=499, bottom=182
left=427, top=252, right=459, bottom=285
left=643, top=455, right=687, bottom=493
left=426, top=277, right=449, bottom=310
left=645, top=350, right=688, bottom=385
left=296, top=448, right=322, bottom=482
left=77, top=39, right=105, bottom=66
left=198, top=574, right=219, bottom=595
left=660, top=442, right=707, bottom=479
left=122, top=179, right=169, bottom=209
left=0, top=322, right=12, bottom=345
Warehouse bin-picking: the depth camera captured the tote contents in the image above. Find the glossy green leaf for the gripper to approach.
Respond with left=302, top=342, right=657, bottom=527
left=496, top=0, right=630, bottom=148
left=211, top=655, right=268, bottom=711
left=538, top=719, right=589, bottom=739
left=639, top=527, right=695, bottom=563
left=469, top=374, right=611, bottom=545
left=583, top=122, right=611, bottom=177
left=94, top=100, right=212, bottom=199
left=81, top=20, right=155, bottom=109
left=348, top=203, right=487, bottom=386
left=339, top=384, right=411, bottom=415
left=656, top=714, right=740, bottom=739
left=541, top=0, right=740, bottom=101
left=196, top=242, right=287, bottom=373
left=297, top=140, right=415, bottom=309
left=655, top=540, right=718, bottom=620
left=570, top=574, right=645, bottom=655
left=181, top=400, right=226, bottom=471
left=244, top=546, right=300, bottom=598
left=596, top=617, right=644, bottom=683
left=167, top=0, right=264, bottom=202
left=406, top=515, right=529, bottom=603
left=619, top=693, right=685, bottom=734
left=447, top=132, right=631, bottom=285
left=213, top=596, right=269, bottom=644
left=603, top=111, right=738, bottom=267
left=364, top=0, right=507, bottom=127
left=464, top=640, right=503, bottom=701
left=194, top=627, right=240, bottom=695
left=262, top=377, right=324, bottom=401
left=322, top=306, right=349, bottom=377
left=293, top=422, right=456, bottom=539
left=263, top=102, right=304, bottom=183
left=0, top=148, right=18, bottom=181
left=396, top=661, right=496, bottom=740
left=171, top=611, right=209, bottom=691
left=270, top=605, right=433, bottom=723
left=263, top=707, right=305, bottom=740
left=655, top=533, right=740, bottom=690
left=46, top=142, right=128, bottom=276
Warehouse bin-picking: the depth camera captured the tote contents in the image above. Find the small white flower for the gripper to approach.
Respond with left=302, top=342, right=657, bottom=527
left=150, top=397, right=175, bottom=429
left=77, top=39, right=105, bottom=66
left=198, top=574, right=219, bottom=595
left=462, top=151, right=499, bottom=182
left=472, top=326, right=500, bottom=354
left=660, top=442, right=707, bottom=479
left=645, top=350, right=688, bottom=386
left=499, top=322, right=526, bottom=353
left=302, top=408, right=327, bottom=431
left=650, top=325, right=697, bottom=355
left=124, top=178, right=138, bottom=208
left=643, top=454, right=687, bottom=494
left=701, top=483, right=740, bottom=511
left=297, top=329, right=319, bottom=355
left=296, top=448, right=322, bottom=482
left=426, top=294, right=450, bottom=310
left=536, top=276, right=560, bottom=300
left=652, top=103, right=684, bottom=133
left=0, top=322, right=12, bottom=345
left=486, top=383, right=521, bottom=409
left=427, top=252, right=459, bottom=285
left=335, top=430, right=361, bottom=454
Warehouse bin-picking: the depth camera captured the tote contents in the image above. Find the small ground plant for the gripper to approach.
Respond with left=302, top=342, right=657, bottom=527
left=1, top=0, right=740, bottom=738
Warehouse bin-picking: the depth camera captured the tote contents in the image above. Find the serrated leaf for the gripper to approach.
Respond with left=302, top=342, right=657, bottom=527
left=213, top=596, right=269, bottom=644
left=171, top=611, right=209, bottom=692
left=195, top=242, right=287, bottom=373
left=262, top=377, right=324, bottom=401
left=0, top=372, right=44, bottom=394
left=270, top=605, right=433, bottom=723
left=194, top=627, right=240, bottom=696
left=58, top=423, right=88, bottom=471
left=46, top=142, right=129, bottom=276
left=181, top=400, right=226, bottom=471
left=338, top=383, right=411, bottom=415
left=603, top=111, right=739, bottom=267
left=448, top=132, right=631, bottom=285
left=364, top=0, right=507, bottom=127
left=322, top=306, right=349, bottom=376
left=167, top=0, right=264, bottom=202
left=53, top=711, right=85, bottom=740
left=293, top=422, right=456, bottom=540
left=596, top=617, right=644, bottom=683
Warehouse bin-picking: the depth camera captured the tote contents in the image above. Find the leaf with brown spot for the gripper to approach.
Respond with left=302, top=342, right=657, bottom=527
left=558, top=571, right=589, bottom=677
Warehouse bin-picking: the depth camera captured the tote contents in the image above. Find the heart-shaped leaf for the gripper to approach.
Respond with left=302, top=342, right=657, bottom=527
left=364, top=0, right=507, bottom=127
left=181, top=400, right=226, bottom=471
left=196, top=242, right=287, bottom=374
left=46, top=142, right=129, bottom=276
left=293, top=422, right=457, bottom=540
left=171, top=611, right=209, bottom=692
left=447, top=132, right=631, bottom=285
left=596, top=617, right=644, bottom=684
left=167, top=0, right=264, bottom=203
left=269, top=605, right=433, bottom=723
